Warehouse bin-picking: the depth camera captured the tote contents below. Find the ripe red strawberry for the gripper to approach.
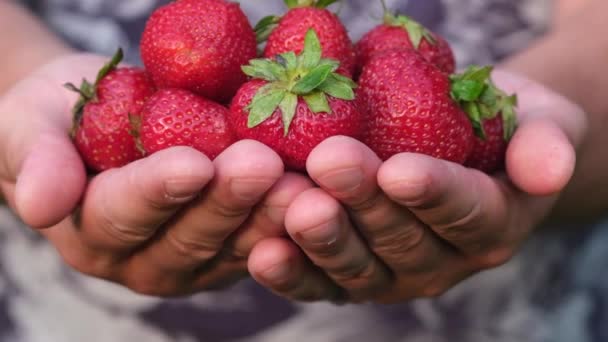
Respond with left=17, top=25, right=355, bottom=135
left=355, top=1, right=455, bottom=75
left=465, top=117, right=508, bottom=172
left=257, top=0, right=356, bottom=77
left=357, top=49, right=474, bottom=163
left=66, top=49, right=156, bottom=172
left=449, top=66, right=518, bottom=173
left=140, top=0, right=257, bottom=103
left=230, top=29, right=362, bottom=171
left=137, top=88, right=237, bottom=160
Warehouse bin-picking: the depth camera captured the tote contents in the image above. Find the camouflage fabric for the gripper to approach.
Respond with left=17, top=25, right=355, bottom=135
left=2, top=1, right=608, bottom=341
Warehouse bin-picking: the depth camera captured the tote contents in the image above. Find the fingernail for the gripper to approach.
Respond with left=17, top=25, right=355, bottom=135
left=262, top=263, right=290, bottom=283
left=318, top=167, right=363, bottom=194
left=297, top=219, right=340, bottom=246
left=164, top=179, right=203, bottom=199
left=231, top=178, right=275, bottom=202
left=266, top=206, right=287, bottom=226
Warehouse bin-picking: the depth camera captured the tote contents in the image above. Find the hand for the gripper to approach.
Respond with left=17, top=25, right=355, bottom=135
left=247, top=69, right=587, bottom=303
left=0, top=54, right=313, bottom=296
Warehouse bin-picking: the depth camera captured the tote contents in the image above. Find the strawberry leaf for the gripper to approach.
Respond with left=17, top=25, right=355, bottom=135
left=317, top=58, right=340, bottom=72
left=279, top=92, right=298, bottom=136
left=331, top=73, right=358, bottom=88
left=276, top=52, right=298, bottom=70
left=451, top=80, right=485, bottom=102
left=239, top=27, right=357, bottom=135
left=254, top=15, right=281, bottom=43
left=315, top=0, right=340, bottom=8
left=299, top=29, right=323, bottom=70
left=464, top=102, right=486, bottom=140
left=319, top=73, right=355, bottom=100
left=242, top=59, right=286, bottom=82
left=450, top=65, right=518, bottom=141
left=284, top=0, right=299, bottom=8
left=291, top=63, right=333, bottom=94
left=247, top=86, right=286, bottom=128
left=304, top=91, right=331, bottom=114
left=386, top=14, right=436, bottom=49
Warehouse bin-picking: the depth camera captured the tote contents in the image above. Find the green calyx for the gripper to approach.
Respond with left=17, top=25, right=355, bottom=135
left=64, top=48, right=124, bottom=136
left=255, top=0, right=341, bottom=43
left=284, top=0, right=340, bottom=9
left=384, top=13, right=436, bottom=49
left=380, top=0, right=435, bottom=49
left=450, top=65, right=518, bottom=141
left=242, top=29, right=357, bottom=136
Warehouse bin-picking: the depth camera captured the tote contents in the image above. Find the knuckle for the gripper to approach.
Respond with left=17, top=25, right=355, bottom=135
left=330, top=259, right=379, bottom=289
left=305, top=237, right=346, bottom=258
left=165, top=230, right=221, bottom=261
left=347, top=190, right=383, bottom=213
left=98, top=212, right=150, bottom=246
left=208, top=197, right=249, bottom=219
left=433, top=200, right=483, bottom=240
left=371, top=225, right=426, bottom=267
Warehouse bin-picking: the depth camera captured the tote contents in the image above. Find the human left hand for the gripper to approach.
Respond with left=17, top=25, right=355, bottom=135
left=247, top=69, right=588, bottom=303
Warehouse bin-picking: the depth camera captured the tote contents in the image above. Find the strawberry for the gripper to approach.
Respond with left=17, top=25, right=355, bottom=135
left=230, top=29, right=362, bottom=171
left=140, top=0, right=257, bottom=103
left=357, top=49, right=473, bottom=164
left=137, top=88, right=237, bottom=160
left=65, top=49, right=156, bottom=172
left=257, top=0, right=356, bottom=77
left=355, top=0, right=455, bottom=75
left=450, top=66, right=518, bottom=173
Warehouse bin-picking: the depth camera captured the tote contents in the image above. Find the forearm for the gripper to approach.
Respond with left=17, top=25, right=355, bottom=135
left=502, top=0, right=608, bottom=223
left=0, top=1, right=73, bottom=94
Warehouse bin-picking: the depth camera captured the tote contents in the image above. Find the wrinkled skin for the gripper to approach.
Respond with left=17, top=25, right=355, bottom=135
left=247, top=69, right=587, bottom=304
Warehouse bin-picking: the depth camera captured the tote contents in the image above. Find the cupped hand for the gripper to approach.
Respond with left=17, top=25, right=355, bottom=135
left=0, top=54, right=313, bottom=296
left=247, top=69, right=588, bottom=303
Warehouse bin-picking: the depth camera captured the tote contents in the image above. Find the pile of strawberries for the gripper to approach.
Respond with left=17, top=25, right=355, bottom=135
left=68, top=0, right=518, bottom=175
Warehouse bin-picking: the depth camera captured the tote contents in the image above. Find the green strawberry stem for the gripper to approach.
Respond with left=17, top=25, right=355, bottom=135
left=450, top=65, right=518, bottom=141
left=242, top=29, right=357, bottom=136
left=379, top=0, right=436, bottom=49
left=64, top=48, right=124, bottom=137
left=284, top=0, right=340, bottom=9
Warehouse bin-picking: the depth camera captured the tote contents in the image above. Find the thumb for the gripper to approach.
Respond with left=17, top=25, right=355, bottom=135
left=0, top=78, right=86, bottom=229
left=493, top=69, right=586, bottom=197
left=14, top=131, right=86, bottom=229
left=506, top=117, right=577, bottom=197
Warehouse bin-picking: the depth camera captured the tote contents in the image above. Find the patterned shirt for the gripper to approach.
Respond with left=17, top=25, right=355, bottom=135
left=2, top=1, right=607, bottom=341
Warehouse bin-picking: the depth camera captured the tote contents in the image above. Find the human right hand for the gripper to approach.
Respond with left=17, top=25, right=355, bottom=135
left=0, top=53, right=311, bottom=296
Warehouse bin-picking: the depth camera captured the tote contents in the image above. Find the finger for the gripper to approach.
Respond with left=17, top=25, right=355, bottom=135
left=0, top=77, right=86, bottom=228
left=378, top=153, right=525, bottom=264
left=249, top=238, right=344, bottom=303
left=136, top=140, right=284, bottom=272
left=228, top=173, right=315, bottom=258
left=307, top=136, right=452, bottom=272
left=285, top=188, right=392, bottom=300
left=492, top=69, right=585, bottom=196
left=506, top=117, right=576, bottom=196
left=49, top=146, right=214, bottom=251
